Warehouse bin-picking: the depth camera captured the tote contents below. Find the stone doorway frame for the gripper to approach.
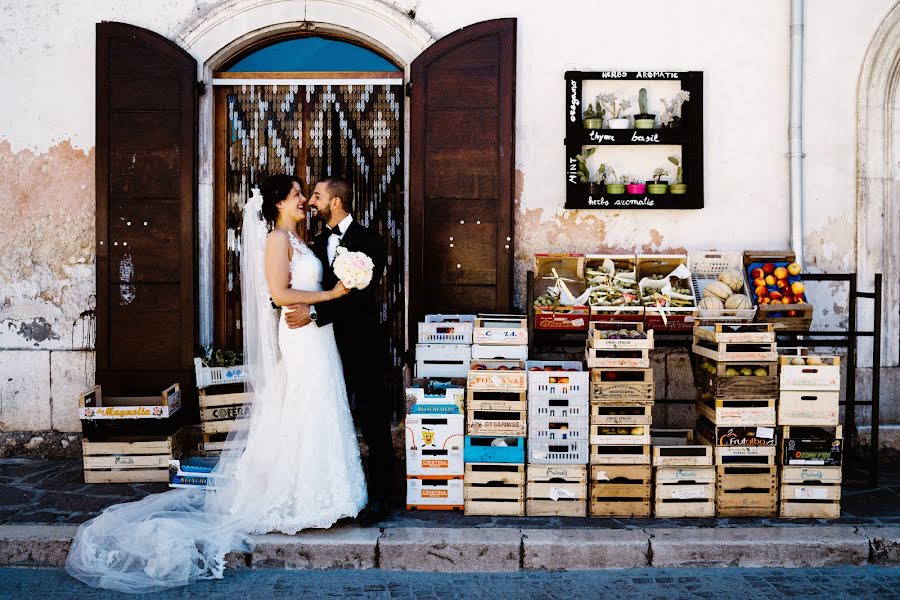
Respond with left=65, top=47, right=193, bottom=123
left=858, top=2, right=900, bottom=367
left=174, top=0, right=435, bottom=347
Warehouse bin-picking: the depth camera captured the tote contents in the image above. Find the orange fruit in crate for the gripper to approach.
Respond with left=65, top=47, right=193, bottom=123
left=765, top=275, right=776, bottom=286
left=755, top=285, right=769, bottom=297
left=791, top=281, right=805, bottom=295
left=762, top=263, right=776, bottom=275
left=770, top=291, right=783, bottom=301
left=787, top=310, right=797, bottom=317
left=774, top=266, right=789, bottom=280
left=787, top=262, right=802, bottom=276
left=761, top=297, right=772, bottom=304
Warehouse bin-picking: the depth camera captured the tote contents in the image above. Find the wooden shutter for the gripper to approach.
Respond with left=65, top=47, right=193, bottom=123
left=95, top=22, right=198, bottom=395
left=409, top=18, right=516, bottom=332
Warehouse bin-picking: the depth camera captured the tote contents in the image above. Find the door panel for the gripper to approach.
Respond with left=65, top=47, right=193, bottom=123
left=96, top=22, right=197, bottom=398
left=410, top=18, right=516, bottom=337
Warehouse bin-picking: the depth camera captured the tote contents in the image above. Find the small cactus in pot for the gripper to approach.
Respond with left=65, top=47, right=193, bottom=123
left=633, top=88, right=656, bottom=129
left=668, top=156, right=686, bottom=194
left=647, top=167, right=668, bottom=194
left=582, top=101, right=605, bottom=129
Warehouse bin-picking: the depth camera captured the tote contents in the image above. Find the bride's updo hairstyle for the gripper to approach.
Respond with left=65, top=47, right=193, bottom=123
left=259, top=174, right=303, bottom=223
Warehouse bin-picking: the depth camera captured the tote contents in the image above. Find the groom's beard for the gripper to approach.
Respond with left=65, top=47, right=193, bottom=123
left=314, top=206, right=331, bottom=223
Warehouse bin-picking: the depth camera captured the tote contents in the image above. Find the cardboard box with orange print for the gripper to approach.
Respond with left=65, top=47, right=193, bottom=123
left=406, top=476, right=464, bottom=510
left=405, top=414, right=465, bottom=476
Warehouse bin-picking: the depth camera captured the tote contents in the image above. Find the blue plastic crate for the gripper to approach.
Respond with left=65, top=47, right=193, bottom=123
left=464, top=435, right=525, bottom=463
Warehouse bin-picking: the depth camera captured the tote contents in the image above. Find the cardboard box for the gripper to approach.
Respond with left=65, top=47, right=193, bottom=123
left=406, top=476, right=464, bottom=510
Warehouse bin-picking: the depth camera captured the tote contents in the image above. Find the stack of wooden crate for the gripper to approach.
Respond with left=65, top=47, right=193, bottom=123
left=414, top=315, right=475, bottom=379
left=778, top=352, right=843, bottom=518
left=525, top=360, right=589, bottom=516
left=651, top=430, right=715, bottom=517
left=78, top=384, right=187, bottom=483
left=693, top=322, right=780, bottom=517
left=193, top=357, right=252, bottom=454
left=586, top=321, right=655, bottom=517
left=463, top=315, right=529, bottom=516
left=404, top=375, right=466, bottom=511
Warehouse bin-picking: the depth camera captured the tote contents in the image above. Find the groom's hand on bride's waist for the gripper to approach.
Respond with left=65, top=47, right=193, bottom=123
left=284, top=303, right=312, bottom=329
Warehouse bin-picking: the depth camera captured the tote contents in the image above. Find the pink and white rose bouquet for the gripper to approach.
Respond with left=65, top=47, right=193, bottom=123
left=332, top=247, right=374, bottom=290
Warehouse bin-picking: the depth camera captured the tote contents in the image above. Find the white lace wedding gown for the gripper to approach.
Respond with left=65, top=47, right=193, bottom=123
left=65, top=231, right=367, bottom=592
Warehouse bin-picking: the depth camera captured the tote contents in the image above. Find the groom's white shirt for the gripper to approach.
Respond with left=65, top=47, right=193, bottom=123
left=327, top=214, right=354, bottom=264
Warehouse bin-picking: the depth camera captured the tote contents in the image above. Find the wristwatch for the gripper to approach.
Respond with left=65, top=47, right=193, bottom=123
left=309, top=305, right=318, bottom=321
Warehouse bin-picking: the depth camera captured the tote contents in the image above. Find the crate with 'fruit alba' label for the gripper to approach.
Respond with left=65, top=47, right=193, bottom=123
left=743, top=250, right=814, bottom=331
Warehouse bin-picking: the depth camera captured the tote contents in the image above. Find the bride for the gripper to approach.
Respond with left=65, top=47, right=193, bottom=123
left=65, top=175, right=368, bottom=592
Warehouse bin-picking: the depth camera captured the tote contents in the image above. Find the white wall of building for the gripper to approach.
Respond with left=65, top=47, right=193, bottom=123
left=0, top=0, right=895, bottom=433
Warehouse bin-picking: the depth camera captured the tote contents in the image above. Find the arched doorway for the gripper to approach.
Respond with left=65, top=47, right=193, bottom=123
left=209, top=33, right=407, bottom=405
left=858, top=5, right=900, bottom=367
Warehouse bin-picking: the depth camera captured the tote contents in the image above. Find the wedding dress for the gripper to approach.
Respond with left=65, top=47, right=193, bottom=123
left=65, top=192, right=367, bottom=593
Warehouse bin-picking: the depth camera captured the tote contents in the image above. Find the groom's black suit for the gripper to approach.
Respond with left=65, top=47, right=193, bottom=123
left=311, top=220, right=393, bottom=505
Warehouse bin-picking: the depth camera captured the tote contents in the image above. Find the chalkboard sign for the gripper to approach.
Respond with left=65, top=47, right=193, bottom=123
left=564, top=71, right=704, bottom=210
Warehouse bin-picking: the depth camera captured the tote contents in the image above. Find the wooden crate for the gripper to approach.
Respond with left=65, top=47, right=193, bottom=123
left=590, top=368, right=654, bottom=403
left=526, top=464, right=587, bottom=517
left=651, top=429, right=694, bottom=446
left=778, top=390, right=840, bottom=426
left=716, top=465, right=778, bottom=517
left=466, top=408, right=526, bottom=437
left=780, top=465, right=842, bottom=519
left=743, top=250, right=813, bottom=331
left=586, top=344, right=650, bottom=369
left=466, top=390, right=527, bottom=411
left=464, top=463, right=525, bottom=516
left=590, top=402, right=653, bottom=426
left=714, top=444, right=777, bottom=466
left=693, top=322, right=775, bottom=344
left=693, top=358, right=779, bottom=399
left=652, top=444, right=713, bottom=467
left=198, top=389, right=252, bottom=436
left=781, top=426, right=843, bottom=466
left=589, top=464, right=651, bottom=517
left=779, top=355, right=841, bottom=391
left=82, top=427, right=190, bottom=483
left=689, top=250, right=757, bottom=322
left=467, top=359, right=527, bottom=392
left=588, top=322, right=654, bottom=350
left=78, top=384, right=181, bottom=421
left=590, top=424, right=650, bottom=445
left=417, top=314, right=475, bottom=344
left=590, top=443, right=651, bottom=465
left=697, top=397, right=776, bottom=427
left=692, top=336, right=778, bottom=363
left=654, top=466, right=716, bottom=518
left=695, top=416, right=777, bottom=449
left=473, top=314, right=529, bottom=345
left=637, top=254, right=699, bottom=332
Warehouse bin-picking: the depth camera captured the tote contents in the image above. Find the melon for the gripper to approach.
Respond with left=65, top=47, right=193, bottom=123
left=724, top=294, right=752, bottom=310
left=718, top=269, right=745, bottom=292
left=703, top=280, right=733, bottom=301
left=698, top=296, right=724, bottom=311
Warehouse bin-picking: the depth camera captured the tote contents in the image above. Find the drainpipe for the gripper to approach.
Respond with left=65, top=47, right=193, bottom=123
left=789, top=0, right=805, bottom=265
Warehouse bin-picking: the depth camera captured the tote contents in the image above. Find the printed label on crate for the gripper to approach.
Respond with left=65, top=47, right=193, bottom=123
left=794, top=487, right=829, bottom=500
left=468, top=372, right=527, bottom=389
left=784, top=438, right=842, bottom=465
left=467, top=420, right=526, bottom=435
left=548, top=486, right=577, bottom=501
left=423, top=488, right=449, bottom=499
left=717, top=408, right=774, bottom=424
left=80, top=406, right=173, bottom=420
left=713, top=427, right=777, bottom=446
left=208, top=406, right=251, bottom=420
left=671, top=487, right=709, bottom=500
left=422, top=459, right=449, bottom=470
left=674, top=468, right=703, bottom=480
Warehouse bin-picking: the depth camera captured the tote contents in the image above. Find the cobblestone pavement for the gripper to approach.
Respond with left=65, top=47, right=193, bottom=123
left=1, top=566, right=899, bottom=599
left=1, top=458, right=898, bottom=528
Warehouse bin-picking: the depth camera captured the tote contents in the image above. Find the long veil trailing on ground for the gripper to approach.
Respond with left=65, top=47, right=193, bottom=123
left=64, top=189, right=281, bottom=593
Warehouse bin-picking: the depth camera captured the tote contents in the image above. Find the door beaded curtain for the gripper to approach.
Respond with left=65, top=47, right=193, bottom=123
left=222, top=83, right=405, bottom=413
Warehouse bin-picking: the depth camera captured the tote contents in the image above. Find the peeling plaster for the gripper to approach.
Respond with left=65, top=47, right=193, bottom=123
left=0, top=140, right=95, bottom=350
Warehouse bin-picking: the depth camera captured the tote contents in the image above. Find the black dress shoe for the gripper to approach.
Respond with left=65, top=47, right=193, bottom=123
left=358, top=500, right=388, bottom=526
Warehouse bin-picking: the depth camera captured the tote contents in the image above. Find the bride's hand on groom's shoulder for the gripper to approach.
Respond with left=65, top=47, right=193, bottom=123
left=284, top=303, right=311, bottom=329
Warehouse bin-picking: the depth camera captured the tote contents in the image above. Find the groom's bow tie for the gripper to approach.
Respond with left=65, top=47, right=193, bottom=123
left=326, top=225, right=343, bottom=237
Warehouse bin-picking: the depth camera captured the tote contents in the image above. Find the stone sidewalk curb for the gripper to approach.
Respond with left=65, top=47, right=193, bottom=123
left=2, top=525, right=899, bottom=570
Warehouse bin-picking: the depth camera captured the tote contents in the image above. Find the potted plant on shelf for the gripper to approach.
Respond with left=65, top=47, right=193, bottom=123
left=659, top=90, right=690, bottom=128
left=625, top=176, right=646, bottom=195
left=604, top=167, right=625, bottom=194
left=589, top=163, right=609, bottom=196
left=582, top=101, right=605, bottom=129
left=633, top=88, right=656, bottom=129
left=668, top=156, right=686, bottom=194
left=647, top=167, right=668, bottom=194
left=599, top=92, right=632, bottom=129
left=576, top=147, right=597, bottom=191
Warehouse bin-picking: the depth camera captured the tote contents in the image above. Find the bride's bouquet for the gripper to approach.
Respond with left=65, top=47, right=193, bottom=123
left=333, top=247, right=374, bottom=290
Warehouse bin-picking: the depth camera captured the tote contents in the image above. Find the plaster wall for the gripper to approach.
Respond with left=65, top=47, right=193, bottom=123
left=0, top=0, right=896, bottom=437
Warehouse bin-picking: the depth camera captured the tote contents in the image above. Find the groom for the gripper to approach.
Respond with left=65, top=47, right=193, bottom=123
left=284, top=177, right=392, bottom=524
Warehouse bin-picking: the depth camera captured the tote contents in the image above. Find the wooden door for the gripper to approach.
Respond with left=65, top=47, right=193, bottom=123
left=409, top=18, right=516, bottom=335
left=95, top=22, right=198, bottom=396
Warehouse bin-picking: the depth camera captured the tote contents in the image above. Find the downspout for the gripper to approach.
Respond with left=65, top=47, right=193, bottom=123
left=789, top=0, right=805, bottom=265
